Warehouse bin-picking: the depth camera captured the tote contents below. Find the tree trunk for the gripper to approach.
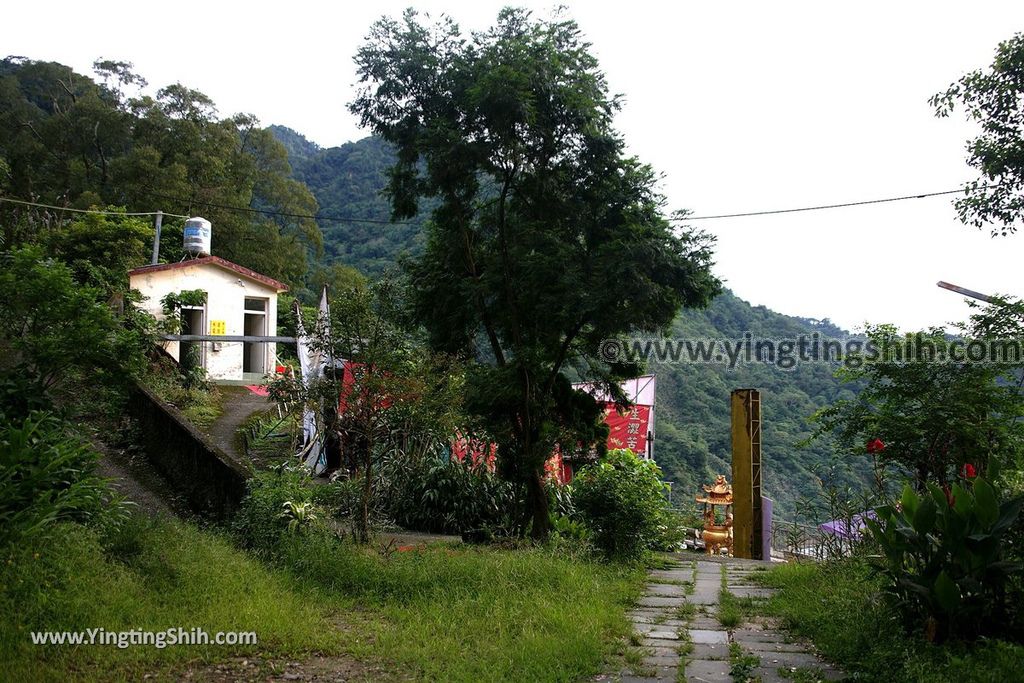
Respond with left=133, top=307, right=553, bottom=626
left=358, top=434, right=373, bottom=544
left=525, top=467, right=550, bottom=540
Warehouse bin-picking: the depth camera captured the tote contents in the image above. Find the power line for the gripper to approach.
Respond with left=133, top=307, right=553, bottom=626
left=154, top=185, right=980, bottom=225
left=3, top=183, right=984, bottom=227
left=681, top=186, right=978, bottom=221
left=0, top=196, right=189, bottom=218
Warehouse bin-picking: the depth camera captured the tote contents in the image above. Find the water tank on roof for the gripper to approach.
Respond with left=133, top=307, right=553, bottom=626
left=183, top=217, right=212, bottom=256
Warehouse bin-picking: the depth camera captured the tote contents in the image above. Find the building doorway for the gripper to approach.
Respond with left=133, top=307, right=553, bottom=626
left=243, top=297, right=268, bottom=375
left=180, top=306, right=206, bottom=373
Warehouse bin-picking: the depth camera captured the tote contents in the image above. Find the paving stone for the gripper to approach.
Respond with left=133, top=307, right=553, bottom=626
left=689, top=629, right=729, bottom=644
left=740, top=640, right=811, bottom=654
left=616, top=558, right=845, bottom=682
left=650, top=569, right=693, bottom=582
left=684, top=658, right=731, bottom=681
left=749, top=667, right=791, bottom=683
left=732, top=628, right=787, bottom=643
left=650, top=666, right=679, bottom=680
left=642, top=655, right=681, bottom=667
left=638, top=596, right=686, bottom=608
left=757, top=664, right=844, bottom=681
left=756, top=650, right=834, bottom=669
left=689, top=590, right=719, bottom=605
left=630, top=614, right=665, bottom=625
left=688, top=642, right=729, bottom=660
left=646, top=630, right=680, bottom=641
left=640, top=642, right=679, bottom=656
left=632, top=622, right=663, bottom=633
left=728, top=586, right=776, bottom=598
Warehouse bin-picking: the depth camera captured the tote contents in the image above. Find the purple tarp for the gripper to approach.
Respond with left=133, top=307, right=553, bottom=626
left=818, top=511, right=875, bottom=539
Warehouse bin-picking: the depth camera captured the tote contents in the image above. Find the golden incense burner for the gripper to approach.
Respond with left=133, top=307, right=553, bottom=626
left=696, top=475, right=734, bottom=555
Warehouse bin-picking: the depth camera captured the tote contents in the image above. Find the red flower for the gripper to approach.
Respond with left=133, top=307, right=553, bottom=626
left=962, top=463, right=977, bottom=479
left=866, top=438, right=886, bottom=454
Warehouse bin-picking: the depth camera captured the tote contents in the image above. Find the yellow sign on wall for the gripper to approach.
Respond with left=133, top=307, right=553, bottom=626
left=209, top=320, right=226, bottom=336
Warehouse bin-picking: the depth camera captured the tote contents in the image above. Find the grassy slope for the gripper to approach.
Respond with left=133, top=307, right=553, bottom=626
left=1, top=518, right=643, bottom=682
left=0, top=518, right=342, bottom=681
left=759, top=560, right=1024, bottom=683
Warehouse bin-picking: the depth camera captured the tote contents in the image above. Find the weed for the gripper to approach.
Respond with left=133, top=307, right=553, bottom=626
left=729, top=642, right=760, bottom=682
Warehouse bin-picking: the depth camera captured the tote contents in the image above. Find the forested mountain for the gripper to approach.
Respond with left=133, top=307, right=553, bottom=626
left=271, top=128, right=864, bottom=520
left=269, top=126, right=429, bottom=275
left=655, top=295, right=863, bottom=518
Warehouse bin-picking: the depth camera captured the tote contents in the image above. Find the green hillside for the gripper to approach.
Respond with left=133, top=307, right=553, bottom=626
left=654, top=293, right=863, bottom=517
left=272, top=129, right=864, bottom=520
left=268, top=126, right=429, bottom=275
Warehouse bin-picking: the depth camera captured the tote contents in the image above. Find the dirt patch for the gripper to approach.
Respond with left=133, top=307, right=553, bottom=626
left=172, top=653, right=393, bottom=683
left=94, top=440, right=189, bottom=517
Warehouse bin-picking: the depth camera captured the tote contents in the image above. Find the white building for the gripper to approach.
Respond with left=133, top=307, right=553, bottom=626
left=129, top=256, right=289, bottom=382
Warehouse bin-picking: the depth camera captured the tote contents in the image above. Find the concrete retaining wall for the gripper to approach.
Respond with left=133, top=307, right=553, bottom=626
left=129, top=382, right=250, bottom=520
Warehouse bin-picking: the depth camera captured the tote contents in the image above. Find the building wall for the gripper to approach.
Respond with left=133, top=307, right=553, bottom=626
left=129, top=263, right=279, bottom=381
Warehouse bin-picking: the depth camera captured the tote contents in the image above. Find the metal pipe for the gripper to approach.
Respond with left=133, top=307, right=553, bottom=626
left=160, top=334, right=297, bottom=343
left=151, top=210, right=163, bottom=265
left=936, top=280, right=998, bottom=304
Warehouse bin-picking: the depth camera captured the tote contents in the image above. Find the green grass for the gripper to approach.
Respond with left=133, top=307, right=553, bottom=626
left=0, top=517, right=342, bottom=681
left=718, top=564, right=760, bottom=629
left=274, top=532, right=645, bottom=681
left=144, top=368, right=224, bottom=429
left=758, top=559, right=1024, bottom=683
left=1, top=516, right=645, bottom=682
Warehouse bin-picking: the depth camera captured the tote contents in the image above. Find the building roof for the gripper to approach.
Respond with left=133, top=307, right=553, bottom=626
left=128, top=256, right=289, bottom=292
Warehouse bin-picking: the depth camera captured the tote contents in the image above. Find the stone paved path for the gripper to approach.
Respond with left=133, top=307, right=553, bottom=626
left=614, top=556, right=844, bottom=682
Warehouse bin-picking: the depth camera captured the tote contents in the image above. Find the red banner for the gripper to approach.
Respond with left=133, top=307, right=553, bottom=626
left=604, top=403, right=651, bottom=456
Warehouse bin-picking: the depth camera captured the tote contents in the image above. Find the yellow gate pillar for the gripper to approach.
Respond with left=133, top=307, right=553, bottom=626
left=731, top=389, right=763, bottom=560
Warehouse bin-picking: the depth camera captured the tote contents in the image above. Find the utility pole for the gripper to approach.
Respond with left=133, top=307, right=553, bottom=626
left=151, top=210, right=163, bottom=265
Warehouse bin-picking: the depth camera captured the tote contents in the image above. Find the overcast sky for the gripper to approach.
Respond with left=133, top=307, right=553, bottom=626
left=5, top=1, right=1023, bottom=332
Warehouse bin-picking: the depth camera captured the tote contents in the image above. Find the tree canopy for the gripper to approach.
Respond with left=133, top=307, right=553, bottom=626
left=932, top=32, right=1024, bottom=236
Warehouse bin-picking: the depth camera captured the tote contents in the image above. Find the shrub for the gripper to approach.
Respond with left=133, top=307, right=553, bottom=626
left=232, top=466, right=324, bottom=555
left=384, top=456, right=520, bottom=536
left=651, top=507, right=693, bottom=552
left=0, top=412, right=126, bottom=545
left=572, top=449, right=669, bottom=561
left=866, top=474, right=1024, bottom=641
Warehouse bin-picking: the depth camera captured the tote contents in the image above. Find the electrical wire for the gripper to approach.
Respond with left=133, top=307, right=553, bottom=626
left=2, top=182, right=989, bottom=226
left=682, top=186, right=981, bottom=221
left=0, top=196, right=189, bottom=218
left=148, top=185, right=984, bottom=225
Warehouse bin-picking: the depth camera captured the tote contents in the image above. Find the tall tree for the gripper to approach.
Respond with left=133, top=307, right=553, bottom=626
left=350, top=8, right=720, bottom=537
left=932, top=32, right=1024, bottom=236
